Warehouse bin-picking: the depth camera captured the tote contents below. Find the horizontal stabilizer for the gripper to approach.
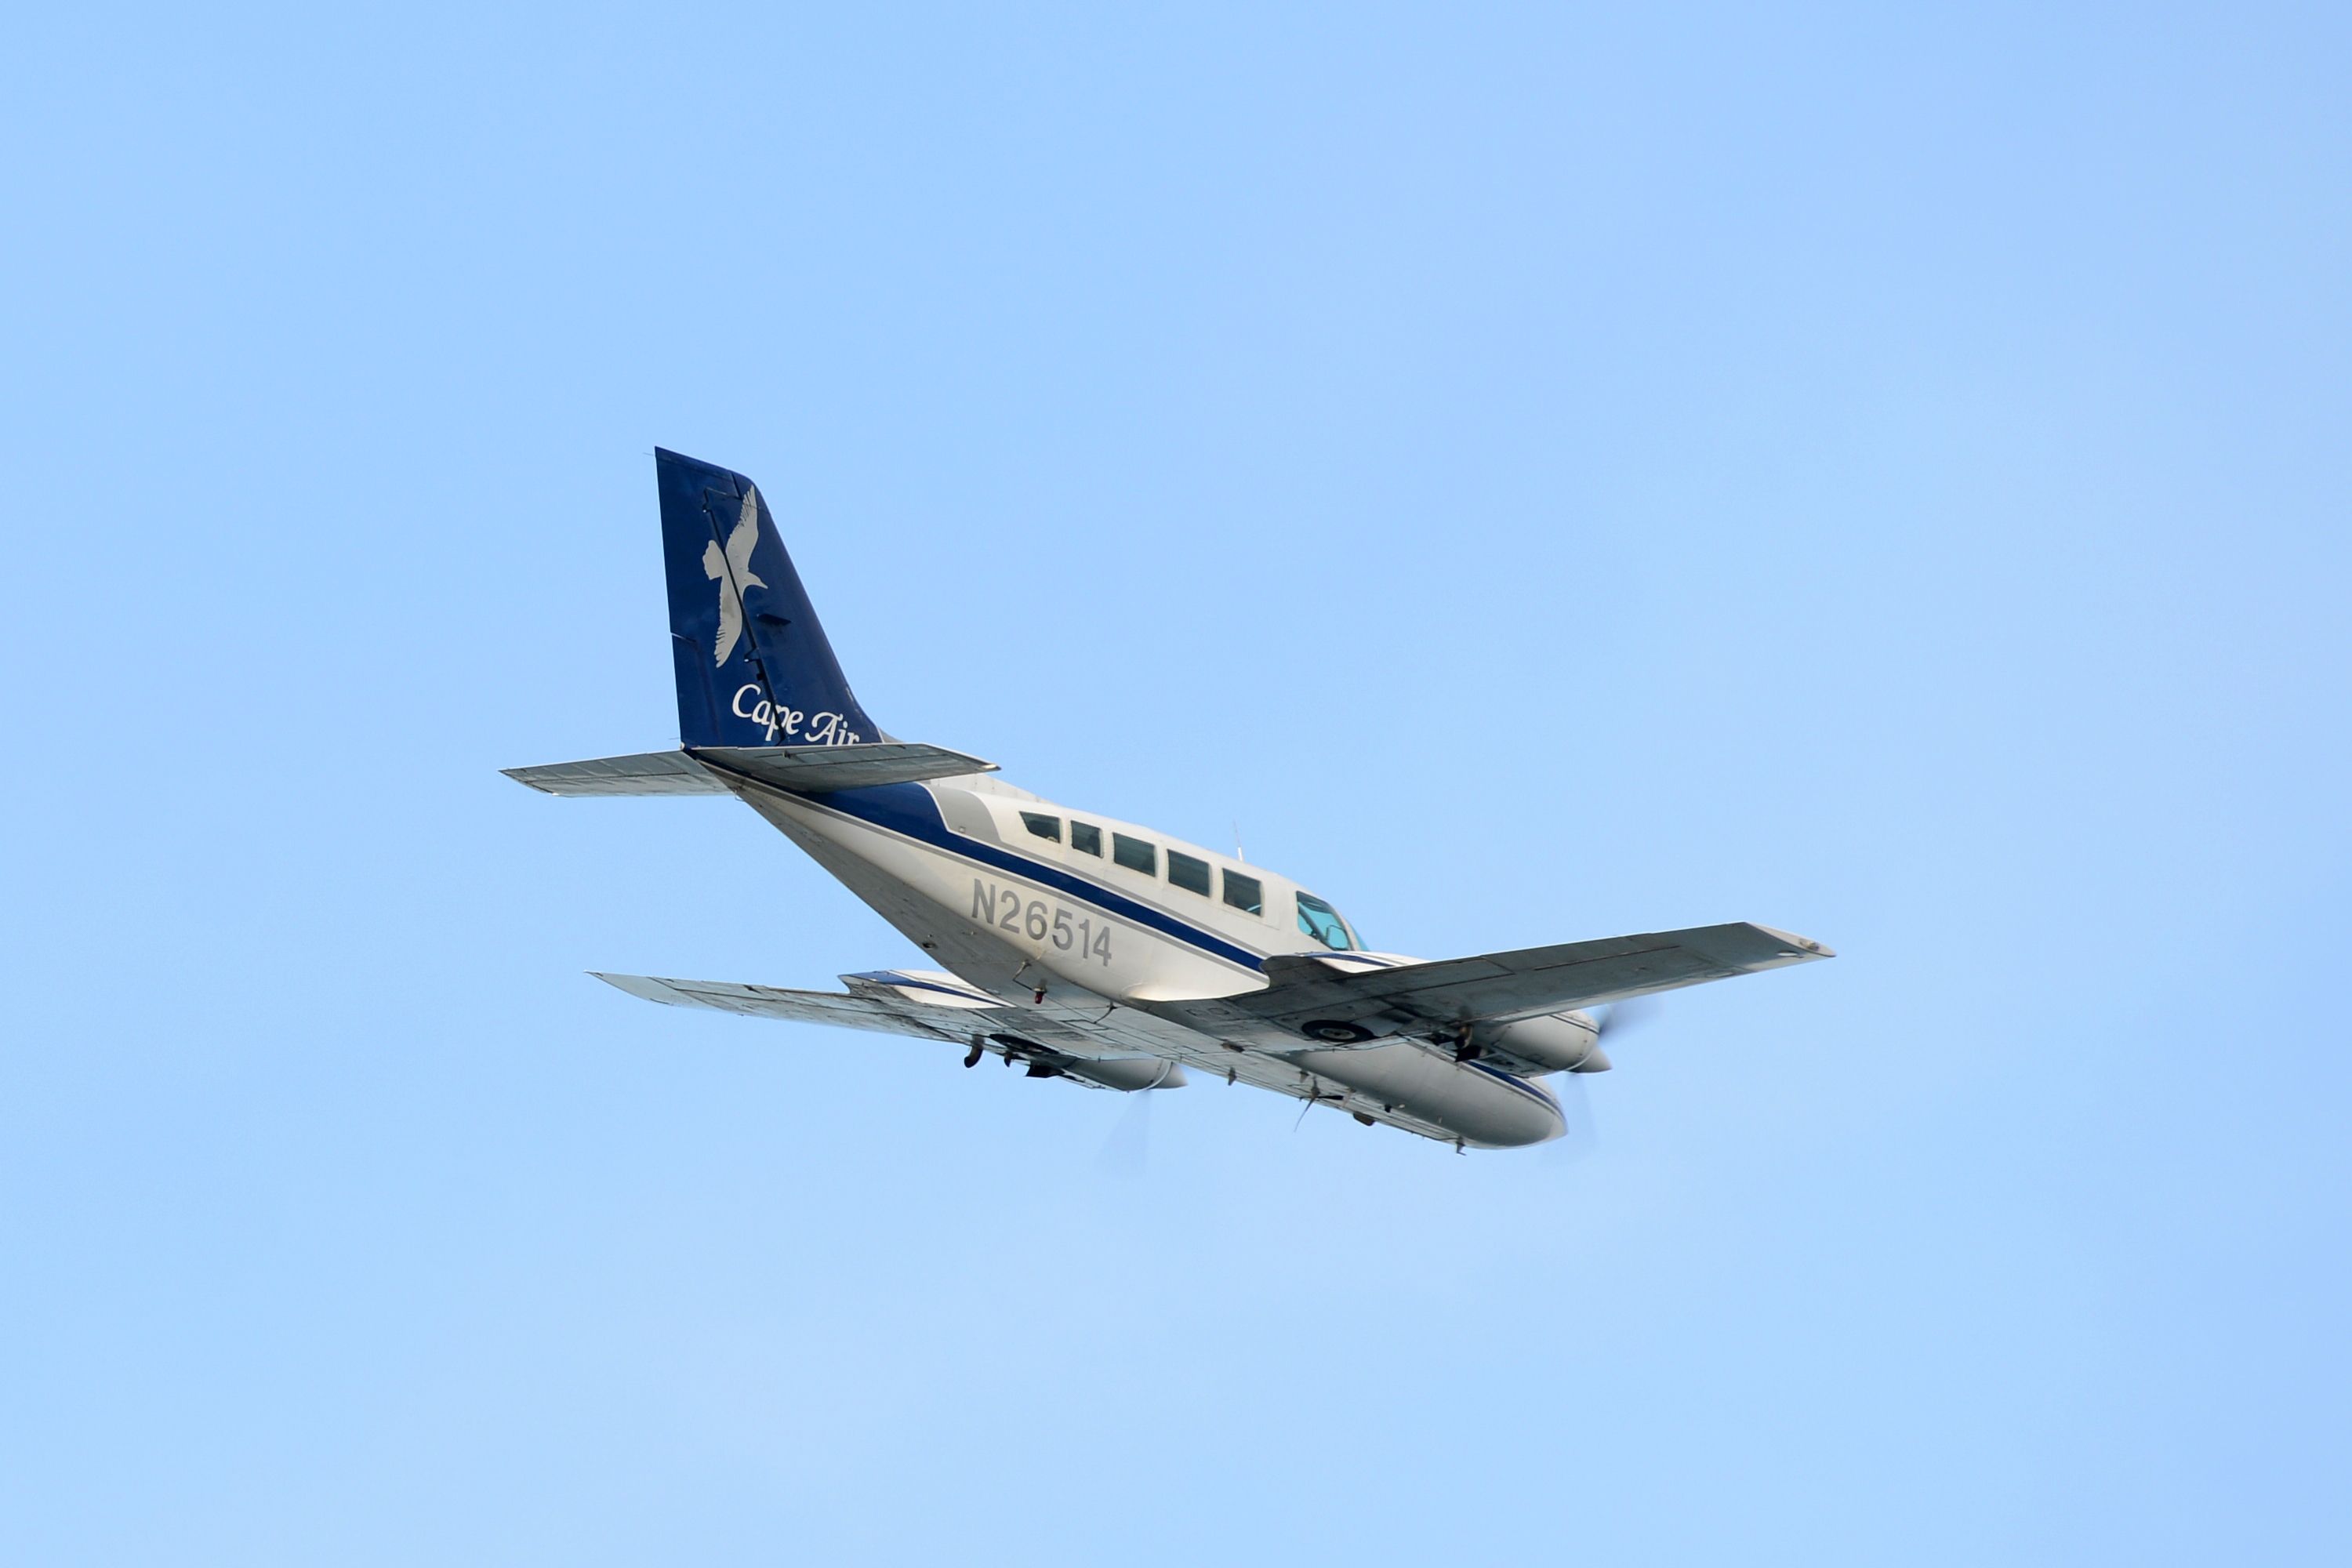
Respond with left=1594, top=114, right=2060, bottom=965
left=504, top=742, right=994, bottom=798
left=692, top=742, right=995, bottom=793
left=503, top=751, right=731, bottom=796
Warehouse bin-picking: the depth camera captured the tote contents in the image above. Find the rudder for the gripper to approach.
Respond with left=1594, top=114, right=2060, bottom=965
left=655, top=448, right=880, bottom=749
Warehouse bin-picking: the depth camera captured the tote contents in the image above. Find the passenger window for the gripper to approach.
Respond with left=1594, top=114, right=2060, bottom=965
left=1112, top=833, right=1156, bottom=875
left=1167, top=850, right=1211, bottom=896
left=1020, top=812, right=1062, bottom=844
left=1069, top=821, right=1102, bottom=856
left=1223, top=869, right=1264, bottom=915
left=1296, top=891, right=1356, bottom=952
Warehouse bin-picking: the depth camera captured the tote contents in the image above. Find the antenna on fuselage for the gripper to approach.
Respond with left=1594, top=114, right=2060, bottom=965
left=1232, top=821, right=1246, bottom=862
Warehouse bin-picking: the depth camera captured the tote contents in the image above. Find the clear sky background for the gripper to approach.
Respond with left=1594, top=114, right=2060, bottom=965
left=3, top=4, right=2347, bottom=1563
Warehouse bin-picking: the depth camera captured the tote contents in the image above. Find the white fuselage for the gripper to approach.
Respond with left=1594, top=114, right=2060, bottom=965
left=713, top=765, right=1566, bottom=1149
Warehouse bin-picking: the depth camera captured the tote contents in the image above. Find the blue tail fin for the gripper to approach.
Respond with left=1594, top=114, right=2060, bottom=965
left=656, top=448, right=880, bottom=749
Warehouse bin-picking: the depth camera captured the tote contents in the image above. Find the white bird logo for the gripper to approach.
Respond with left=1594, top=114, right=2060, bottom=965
left=702, top=487, right=768, bottom=667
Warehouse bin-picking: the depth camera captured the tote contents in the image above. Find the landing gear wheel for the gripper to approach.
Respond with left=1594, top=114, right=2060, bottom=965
left=1301, top=1019, right=1375, bottom=1045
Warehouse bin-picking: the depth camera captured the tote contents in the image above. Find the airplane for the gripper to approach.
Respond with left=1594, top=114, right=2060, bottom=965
left=506, top=449, right=1833, bottom=1151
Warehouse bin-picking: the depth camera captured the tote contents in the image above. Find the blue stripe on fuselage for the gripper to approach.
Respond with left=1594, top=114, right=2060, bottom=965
left=793, top=782, right=1269, bottom=972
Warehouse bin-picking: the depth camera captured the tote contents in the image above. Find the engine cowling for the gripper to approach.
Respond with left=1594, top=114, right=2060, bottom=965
left=1065, top=1056, right=1189, bottom=1091
left=1472, top=1011, right=1609, bottom=1075
left=989, top=1033, right=1188, bottom=1091
left=1026, top=1054, right=1188, bottom=1091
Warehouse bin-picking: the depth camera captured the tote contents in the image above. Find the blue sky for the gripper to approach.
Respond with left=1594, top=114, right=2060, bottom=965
left=2, top=4, right=2347, bottom=1563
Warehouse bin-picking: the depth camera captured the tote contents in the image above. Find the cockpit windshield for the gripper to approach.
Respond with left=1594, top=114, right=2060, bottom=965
left=1295, top=891, right=1359, bottom=953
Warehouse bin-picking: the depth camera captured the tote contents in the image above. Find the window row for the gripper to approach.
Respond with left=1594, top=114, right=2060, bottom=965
left=1020, top=811, right=1264, bottom=915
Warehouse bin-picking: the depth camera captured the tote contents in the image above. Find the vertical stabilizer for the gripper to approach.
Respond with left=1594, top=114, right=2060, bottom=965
left=655, top=448, right=880, bottom=749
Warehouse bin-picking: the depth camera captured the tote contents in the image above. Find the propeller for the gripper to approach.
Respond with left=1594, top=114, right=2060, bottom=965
left=1548, top=999, right=1661, bottom=1163
left=1096, top=1084, right=1158, bottom=1178
left=1552, top=1072, right=1600, bottom=1163
left=1592, top=996, right=1660, bottom=1047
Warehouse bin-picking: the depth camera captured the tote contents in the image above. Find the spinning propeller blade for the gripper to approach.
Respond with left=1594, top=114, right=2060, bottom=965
left=1548, top=1000, right=1662, bottom=1163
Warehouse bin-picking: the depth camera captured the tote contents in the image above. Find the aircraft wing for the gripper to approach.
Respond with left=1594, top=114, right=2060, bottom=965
left=594, top=967, right=1182, bottom=1091
left=1239, top=923, right=1833, bottom=1040
left=593, top=968, right=1010, bottom=1042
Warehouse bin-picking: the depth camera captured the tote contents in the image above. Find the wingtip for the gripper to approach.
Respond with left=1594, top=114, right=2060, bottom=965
left=589, top=971, right=677, bottom=1004
left=1755, top=924, right=1835, bottom=960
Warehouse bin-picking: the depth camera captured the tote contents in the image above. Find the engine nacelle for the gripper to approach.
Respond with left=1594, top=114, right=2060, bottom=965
left=1056, top=1056, right=1189, bottom=1092
left=1472, top=1012, right=1609, bottom=1075
left=991, top=1033, right=1189, bottom=1091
